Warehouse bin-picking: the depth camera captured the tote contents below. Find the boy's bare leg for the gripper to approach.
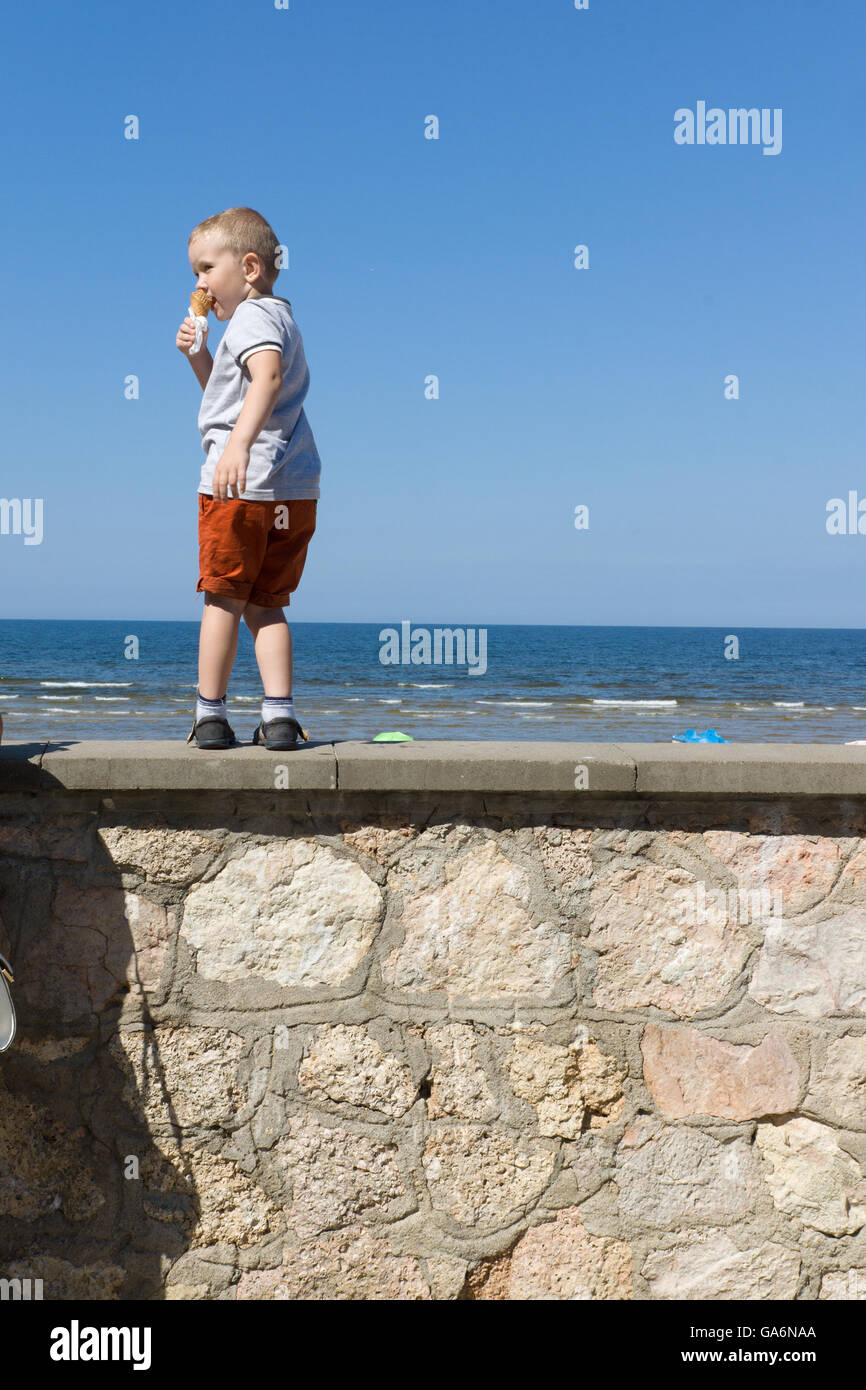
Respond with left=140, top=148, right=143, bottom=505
left=243, top=602, right=292, bottom=697
left=198, top=592, right=248, bottom=699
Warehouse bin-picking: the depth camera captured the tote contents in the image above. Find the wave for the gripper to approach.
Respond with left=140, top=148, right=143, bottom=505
left=592, top=698, right=677, bottom=707
left=474, top=700, right=553, bottom=707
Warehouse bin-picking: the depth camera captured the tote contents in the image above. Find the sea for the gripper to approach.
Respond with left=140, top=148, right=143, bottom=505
left=0, top=621, right=865, bottom=745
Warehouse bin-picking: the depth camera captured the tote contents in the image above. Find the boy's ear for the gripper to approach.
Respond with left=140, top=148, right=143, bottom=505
left=242, top=250, right=265, bottom=282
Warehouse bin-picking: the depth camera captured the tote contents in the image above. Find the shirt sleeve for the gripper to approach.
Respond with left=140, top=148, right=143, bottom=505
left=223, top=301, right=285, bottom=367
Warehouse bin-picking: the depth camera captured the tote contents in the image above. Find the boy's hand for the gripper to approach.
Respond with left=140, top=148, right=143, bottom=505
left=176, top=314, right=209, bottom=356
left=212, top=441, right=250, bottom=501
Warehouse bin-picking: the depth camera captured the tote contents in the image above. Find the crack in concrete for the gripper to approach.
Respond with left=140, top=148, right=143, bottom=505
left=610, top=744, right=639, bottom=793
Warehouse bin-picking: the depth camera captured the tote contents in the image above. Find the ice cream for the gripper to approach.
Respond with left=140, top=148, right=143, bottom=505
left=187, top=289, right=213, bottom=354
left=190, top=289, right=213, bottom=317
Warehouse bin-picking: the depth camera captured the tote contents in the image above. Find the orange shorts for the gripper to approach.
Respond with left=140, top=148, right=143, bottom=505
left=197, top=494, right=317, bottom=607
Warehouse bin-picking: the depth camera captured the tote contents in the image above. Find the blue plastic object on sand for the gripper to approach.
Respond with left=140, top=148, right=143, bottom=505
left=672, top=728, right=730, bottom=743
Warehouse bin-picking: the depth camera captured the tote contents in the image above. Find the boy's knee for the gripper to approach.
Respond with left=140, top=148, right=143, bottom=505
left=243, top=601, right=267, bottom=630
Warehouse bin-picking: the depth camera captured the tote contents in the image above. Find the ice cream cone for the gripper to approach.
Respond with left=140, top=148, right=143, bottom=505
left=190, top=289, right=213, bottom=317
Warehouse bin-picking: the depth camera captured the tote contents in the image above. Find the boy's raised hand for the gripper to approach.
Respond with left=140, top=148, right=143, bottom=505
left=176, top=313, right=209, bottom=356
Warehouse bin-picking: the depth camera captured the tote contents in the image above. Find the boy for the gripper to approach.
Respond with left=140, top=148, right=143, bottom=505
left=177, top=206, right=321, bottom=751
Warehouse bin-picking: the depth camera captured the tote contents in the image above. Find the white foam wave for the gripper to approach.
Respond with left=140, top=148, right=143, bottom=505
left=592, top=698, right=677, bottom=707
left=474, top=700, right=553, bottom=707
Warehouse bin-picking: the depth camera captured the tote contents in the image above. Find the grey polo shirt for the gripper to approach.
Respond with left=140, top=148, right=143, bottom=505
left=197, top=294, right=322, bottom=501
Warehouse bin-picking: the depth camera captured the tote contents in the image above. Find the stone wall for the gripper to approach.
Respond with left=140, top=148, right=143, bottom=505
left=2, top=743, right=866, bottom=1299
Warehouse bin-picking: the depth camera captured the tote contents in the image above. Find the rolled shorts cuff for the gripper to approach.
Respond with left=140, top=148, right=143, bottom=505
left=246, top=588, right=294, bottom=607
left=195, top=578, right=294, bottom=607
left=195, top=577, right=254, bottom=601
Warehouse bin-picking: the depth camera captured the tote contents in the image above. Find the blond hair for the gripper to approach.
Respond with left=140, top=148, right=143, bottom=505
left=188, top=206, right=281, bottom=289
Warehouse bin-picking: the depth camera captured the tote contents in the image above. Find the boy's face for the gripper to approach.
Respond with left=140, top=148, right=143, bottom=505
left=189, top=234, right=259, bottom=319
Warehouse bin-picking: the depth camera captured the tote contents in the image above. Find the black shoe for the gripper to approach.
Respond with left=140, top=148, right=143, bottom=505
left=252, top=717, right=309, bottom=751
left=186, top=716, right=239, bottom=749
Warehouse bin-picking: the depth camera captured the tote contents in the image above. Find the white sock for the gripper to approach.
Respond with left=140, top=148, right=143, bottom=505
left=196, top=690, right=227, bottom=723
left=262, top=694, right=295, bottom=723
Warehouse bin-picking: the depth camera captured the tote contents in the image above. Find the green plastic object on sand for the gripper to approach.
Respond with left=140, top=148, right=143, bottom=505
left=372, top=731, right=414, bottom=742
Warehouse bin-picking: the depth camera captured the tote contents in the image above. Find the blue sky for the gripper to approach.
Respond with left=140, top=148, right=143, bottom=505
left=1, top=0, right=864, bottom=626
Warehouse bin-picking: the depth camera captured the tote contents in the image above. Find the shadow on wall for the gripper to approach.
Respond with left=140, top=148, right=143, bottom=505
left=0, top=741, right=198, bottom=1301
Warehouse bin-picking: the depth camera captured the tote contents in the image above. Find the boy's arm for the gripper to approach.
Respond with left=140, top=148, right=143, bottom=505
left=228, top=350, right=283, bottom=448
left=210, top=350, right=283, bottom=499
left=190, top=347, right=213, bottom=391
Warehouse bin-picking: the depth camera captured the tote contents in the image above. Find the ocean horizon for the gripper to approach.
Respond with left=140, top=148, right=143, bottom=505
left=1, top=620, right=864, bottom=745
